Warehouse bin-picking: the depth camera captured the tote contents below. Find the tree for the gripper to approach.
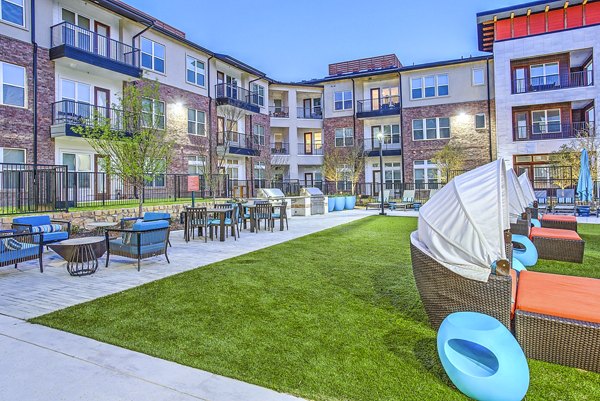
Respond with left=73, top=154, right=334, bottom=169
left=550, top=124, right=599, bottom=188
left=72, top=79, right=175, bottom=215
left=342, top=139, right=366, bottom=194
left=430, top=141, right=466, bottom=184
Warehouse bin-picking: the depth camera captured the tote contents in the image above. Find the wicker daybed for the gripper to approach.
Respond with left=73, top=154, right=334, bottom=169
left=540, top=214, right=578, bottom=232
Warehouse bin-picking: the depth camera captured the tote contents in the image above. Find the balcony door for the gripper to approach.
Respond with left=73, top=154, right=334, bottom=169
left=303, top=99, right=311, bottom=118
left=94, top=87, right=110, bottom=120
left=62, top=9, right=92, bottom=52
left=304, top=173, right=314, bottom=187
left=372, top=170, right=381, bottom=196
left=60, top=79, right=91, bottom=123
left=370, top=88, right=380, bottom=111
left=94, top=21, right=110, bottom=58
left=304, top=132, right=313, bottom=155
left=226, top=75, right=238, bottom=99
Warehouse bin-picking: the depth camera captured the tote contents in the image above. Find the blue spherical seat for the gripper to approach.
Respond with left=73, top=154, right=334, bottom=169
left=512, top=234, right=538, bottom=267
left=437, top=312, right=529, bottom=401
left=531, top=218, right=541, bottom=228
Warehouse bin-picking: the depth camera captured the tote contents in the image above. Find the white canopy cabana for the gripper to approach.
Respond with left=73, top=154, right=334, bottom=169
left=506, top=168, right=529, bottom=223
left=411, top=159, right=510, bottom=283
left=518, top=172, right=536, bottom=206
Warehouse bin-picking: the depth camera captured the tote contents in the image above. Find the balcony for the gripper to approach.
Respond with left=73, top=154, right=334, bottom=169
left=296, top=107, right=322, bottom=119
left=363, top=138, right=402, bottom=156
left=357, top=96, right=401, bottom=118
left=297, top=142, right=324, bottom=155
left=512, top=71, right=593, bottom=94
left=51, top=100, right=124, bottom=138
left=270, top=142, right=289, bottom=155
left=216, top=131, right=259, bottom=156
left=269, top=106, right=289, bottom=118
left=514, top=122, right=595, bottom=141
left=215, top=84, right=260, bottom=113
left=50, top=22, right=141, bottom=78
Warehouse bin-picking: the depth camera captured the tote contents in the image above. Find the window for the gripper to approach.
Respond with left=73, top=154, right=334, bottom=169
left=530, top=63, right=559, bottom=87
left=472, top=68, right=485, bottom=86
left=0, top=62, right=25, bottom=107
left=145, top=159, right=166, bottom=187
left=334, top=90, right=352, bottom=110
left=141, top=37, right=165, bottom=73
left=186, top=55, right=205, bottom=87
left=412, top=118, right=450, bottom=140
left=411, top=78, right=423, bottom=99
left=411, top=74, right=449, bottom=99
left=516, top=112, right=528, bottom=139
left=532, top=109, right=561, bottom=134
left=251, top=83, right=265, bottom=106
left=226, top=159, right=239, bottom=180
left=1, top=0, right=24, bottom=26
left=254, top=161, right=265, bottom=181
left=335, top=127, right=354, bottom=147
left=514, top=68, right=526, bottom=93
left=1, top=148, right=25, bottom=189
left=59, top=78, right=91, bottom=120
left=253, top=124, right=265, bottom=146
left=371, top=124, right=400, bottom=147
left=188, top=155, right=206, bottom=175
left=63, top=153, right=92, bottom=189
left=142, top=98, right=165, bottom=129
left=381, top=87, right=399, bottom=104
left=585, top=61, right=593, bottom=85
left=414, top=160, right=440, bottom=184
left=187, top=109, right=206, bottom=136
left=475, top=113, right=486, bottom=129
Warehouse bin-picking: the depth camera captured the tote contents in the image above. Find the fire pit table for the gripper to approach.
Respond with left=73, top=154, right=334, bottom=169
left=48, top=236, right=107, bottom=276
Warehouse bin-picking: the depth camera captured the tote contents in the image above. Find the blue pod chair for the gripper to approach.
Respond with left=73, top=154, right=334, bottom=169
left=531, top=218, right=541, bottom=227
left=512, top=234, right=538, bottom=267
left=437, top=312, right=529, bottom=401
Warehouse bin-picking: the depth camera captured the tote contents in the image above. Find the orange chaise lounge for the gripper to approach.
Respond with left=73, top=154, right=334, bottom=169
left=540, top=214, right=578, bottom=232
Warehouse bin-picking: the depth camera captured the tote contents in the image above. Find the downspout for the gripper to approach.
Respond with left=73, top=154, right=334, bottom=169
left=207, top=55, right=214, bottom=175
left=131, top=21, right=154, bottom=50
left=398, top=71, right=405, bottom=184
left=486, top=57, right=493, bottom=162
left=351, top=78, right=356, bottom=140
left=31, top=0, right=37, bottom=165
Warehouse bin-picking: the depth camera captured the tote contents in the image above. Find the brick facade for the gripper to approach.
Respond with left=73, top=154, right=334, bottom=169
left=402, top=100, right=495, bottom=181
left=0, top=35, right=54, bottom=164
left=323, top=116, right=364, bottom=153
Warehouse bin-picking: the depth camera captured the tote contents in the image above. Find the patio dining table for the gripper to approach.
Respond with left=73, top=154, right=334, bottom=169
left=242, top=203, right=287, bottom=232
left=182, top=207, right=234, bottom=242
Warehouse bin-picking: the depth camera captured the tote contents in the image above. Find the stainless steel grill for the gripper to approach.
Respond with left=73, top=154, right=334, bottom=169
left=300, top=187, right=325, bottom=214
left=257, top=188, right=286, bottom=200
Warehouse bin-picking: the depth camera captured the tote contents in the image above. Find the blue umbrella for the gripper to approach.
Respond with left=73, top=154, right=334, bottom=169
left=577, top=149, right=593, bottom=203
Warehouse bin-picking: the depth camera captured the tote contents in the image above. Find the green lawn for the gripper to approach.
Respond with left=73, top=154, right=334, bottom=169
left=32, top=217, right=600, bottom=401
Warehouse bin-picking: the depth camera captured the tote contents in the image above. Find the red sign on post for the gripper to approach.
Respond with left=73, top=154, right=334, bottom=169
left=188, top=176, right=200, bottom=192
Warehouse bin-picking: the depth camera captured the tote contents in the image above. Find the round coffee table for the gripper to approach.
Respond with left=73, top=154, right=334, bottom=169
left=48, top=237, right=107, bottom=276
left=87, top=221, right=118, bottom=235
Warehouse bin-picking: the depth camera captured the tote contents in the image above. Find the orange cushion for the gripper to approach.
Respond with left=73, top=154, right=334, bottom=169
left=516, top=271, right=600, bottom=324
left=530, top=227, right=581, bottom=241
left=510, top=269, right=518, bottom=319
left=542, top=215, right=577, bottom=223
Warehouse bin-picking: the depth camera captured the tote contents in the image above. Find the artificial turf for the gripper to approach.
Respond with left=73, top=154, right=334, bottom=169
left=32, top=217, right=600, bottom=401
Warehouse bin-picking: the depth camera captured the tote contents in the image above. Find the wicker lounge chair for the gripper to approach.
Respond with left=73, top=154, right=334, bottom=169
left=512, top=212, right=584, bottom=263
left=515, top=270, right=600, bottom=372
left=410, top=235, right=515, bottom=331
left=541, top=214, right=578, bottom=232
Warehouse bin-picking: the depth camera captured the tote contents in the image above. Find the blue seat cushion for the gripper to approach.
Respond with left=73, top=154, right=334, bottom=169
left=33, top=231, right=68, bottom=243
left=0, top=242, right=40, bottom=263
left=132, top=220, right=169, bottom=231
left=109, top=240, right=165, bottom=256
left=144, top=212, right=171, bottom=222
left=13, top=215, right=51, bottom=227
left=272, top=213, right=281, bottom=218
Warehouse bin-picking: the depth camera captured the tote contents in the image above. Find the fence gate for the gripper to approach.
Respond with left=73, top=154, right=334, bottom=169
left=0, top=163, right=68, bottom=215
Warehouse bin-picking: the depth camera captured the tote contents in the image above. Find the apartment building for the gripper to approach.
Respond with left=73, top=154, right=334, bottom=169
left=478, top=0, right=599, bottom=180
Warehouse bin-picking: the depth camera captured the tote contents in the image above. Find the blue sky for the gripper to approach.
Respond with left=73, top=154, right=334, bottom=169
left=126, top=0, right=527, bottom=81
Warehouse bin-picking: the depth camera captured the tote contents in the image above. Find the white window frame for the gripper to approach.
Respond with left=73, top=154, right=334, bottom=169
left=188, top=155, right=206, bottom=175
left=334, top=90, right=352, bottom=110
left=251, top=83, right=265, bottom=107
left=0, top=147, right=25, bottom=163
left=410, top=74, right=449, bottom=99
left=414, top=160, right=440, bottom=184
left=412, top=117, right=451, bottom=140
left=532, top=109, right=561, bottom=134
left=335, top=127, right=354, bottom=147
left=530, top=62, right=559, bottom=86
left=142, top=98, right=165, bottom=130
left=254, top=161, right=266, bottom=180
left=1, top=0, right=24, bottom=27
left=475, top=113, right=486, bottom=129
left=187, top=108, right=206, bottom=136
left=141, top=37, right=166, bottom=73
left=371, top=124, right=400, bottom=146
left=472, top=68, right=485, bottom=86
left=185, top=55, right=205, bottom=87
left=0, top=61, right=26, bottom=108
left=253, top=123, right=265, bottom=146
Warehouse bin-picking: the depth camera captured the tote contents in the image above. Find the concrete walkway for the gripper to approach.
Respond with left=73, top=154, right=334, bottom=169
left=0, top=209, right=374, bottom=401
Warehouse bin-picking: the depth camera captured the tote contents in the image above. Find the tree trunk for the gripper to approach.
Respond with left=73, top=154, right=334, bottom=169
left=137, top=183, right=144, bottom=217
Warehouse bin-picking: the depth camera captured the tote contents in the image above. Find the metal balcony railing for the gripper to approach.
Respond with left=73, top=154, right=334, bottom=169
left=514, top=122, right=595, bottom=141
left=52, top=100, right=124, bottom=131
left=363, top=137, right=402, bottom=152
left=357, top=96, right=401, bottom=114
left=296, top=107, right=322, bottom=119
left=512, top=70, right=593, bottom=94
left=269, top=106, right=289, bottom=118
left=217, top=131, right=256, bottom=150
left=50, top=21, right=139, bottom=67
left=270, top=142, right=289, bottom=155
left=215, top=83, right=258, bottom=104
left=297, top=142, right=324, bottom=155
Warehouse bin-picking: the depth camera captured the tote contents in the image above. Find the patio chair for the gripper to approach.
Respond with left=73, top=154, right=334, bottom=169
left=254, top=203, right=273, bottom=232
left=12, top=215, right=70, bottom=245
left=105, top=220, right=170, bottom=271
left=0, top=232, right=44, bottom=272
left=210, top=203, right=239, bottom=240
left=272, top=201, right=289, bottom=231
left=121, top=212, right=173, bottom=246
left=366, top=190, right=391, bottom=210
left=397, top=189, right=416, bottom=210
left=553, top=189, right=576, bottom=215
left=534, top=190, right=548, bottom=213
left=515, top=270, right=600, bottom=372
left=184, top=207, right=209, bottom=243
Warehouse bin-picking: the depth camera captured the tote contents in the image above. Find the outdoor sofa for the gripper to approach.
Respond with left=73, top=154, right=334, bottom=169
left=12, top=215, right=70, bottom=245
left=0, top=232, right=44, bottom=272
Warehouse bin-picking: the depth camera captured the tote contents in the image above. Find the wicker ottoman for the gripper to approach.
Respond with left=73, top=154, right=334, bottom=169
left=530, top=227, right=584, bottom=263
left=541, top=214, right=578, bottom=232
left=515, top=271, right=600, bottom=373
